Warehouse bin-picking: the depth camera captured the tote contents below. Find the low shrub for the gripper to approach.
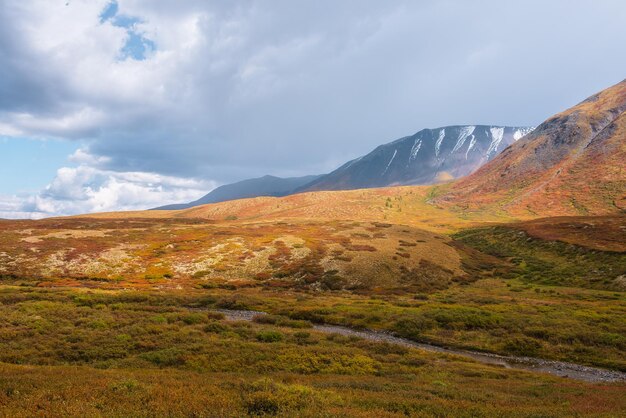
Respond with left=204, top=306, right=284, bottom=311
left=393, top=316, right=436, bottom=339
left=502, top=337, right=543, bottom=356
left=203, top=322, right=228, bottom=334
left=181, top=313, right=206, bottom=325
left=256, top=331, right=283, bottom=343
left=215, top=298, right=250, bottom=310
left=140, top=348, right=186, bottom=367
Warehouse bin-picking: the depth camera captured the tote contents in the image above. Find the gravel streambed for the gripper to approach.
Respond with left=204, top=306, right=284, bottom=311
left=215, top=309, right=626, bottom=384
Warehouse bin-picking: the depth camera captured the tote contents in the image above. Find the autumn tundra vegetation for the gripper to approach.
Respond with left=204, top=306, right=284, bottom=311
left=0, top=80, right=625, bottom=416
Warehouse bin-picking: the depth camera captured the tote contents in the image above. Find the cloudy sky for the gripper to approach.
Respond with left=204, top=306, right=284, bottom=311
left=1, top=0, right=625, bottom=218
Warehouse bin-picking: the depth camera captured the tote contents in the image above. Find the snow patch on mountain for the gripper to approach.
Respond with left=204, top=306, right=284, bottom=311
left=435, top=128, right=445, bottom=157
left=452, top=126, right=475, bottom=153
left=382, top=149, right=397, bottom=175
left=486, top=127, right=505, bottom=157
left=294, top=124, right=535, bottom=194
left=409, top=139, right=422, bottom=163
left=465, top=135, right=477, bottom=159
left=513, top=127, right=535, bottom=140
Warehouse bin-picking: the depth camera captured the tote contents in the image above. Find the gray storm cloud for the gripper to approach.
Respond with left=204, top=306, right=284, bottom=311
left=1, top=0, right=626, bottom=217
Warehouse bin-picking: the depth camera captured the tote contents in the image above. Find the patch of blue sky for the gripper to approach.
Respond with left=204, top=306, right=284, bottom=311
left=112, top=14, right=141, bottom=28
left=0, top=137, right=81, bottom=194
left=99, top=1, right=155, bottom=60
left=120, top=31, right=156, bottom=60
left=99, top=1, right=118, bottom=23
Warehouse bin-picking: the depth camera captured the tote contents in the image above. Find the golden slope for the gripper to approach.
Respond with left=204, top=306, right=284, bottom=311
left=436, top=79, right=626, bottom=216
left=75, top=185, right=513, bottom=234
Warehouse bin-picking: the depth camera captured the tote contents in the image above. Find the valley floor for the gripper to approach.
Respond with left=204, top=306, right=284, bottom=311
left=0, top=276, right=624, bottom=417
left=0, top=210, right=624, bottom=416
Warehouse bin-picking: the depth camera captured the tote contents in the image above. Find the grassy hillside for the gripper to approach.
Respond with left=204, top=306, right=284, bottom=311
left=72, top=185, right=516, bottom=233
left=454, top=217, right=626, bottom=291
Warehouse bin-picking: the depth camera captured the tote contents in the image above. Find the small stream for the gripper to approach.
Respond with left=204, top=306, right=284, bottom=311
left=215, top=309, right=626, bottom=384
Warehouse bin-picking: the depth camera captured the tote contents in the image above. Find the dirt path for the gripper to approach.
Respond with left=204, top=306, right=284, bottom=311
left=215, top=309, right=626, bottom=384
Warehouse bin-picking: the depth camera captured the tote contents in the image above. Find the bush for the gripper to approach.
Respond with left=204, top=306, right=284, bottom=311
left=293, top=331, right=315, bottom=345
left=140, top=348, right=186, bottom=367
left=215, top=298, right=250, bottom=310
left=424, top=307, right=501, bottom=330
left=206, top=311, right=225, bottom=320
left=285, top=310, right=326, bottom=323
left=181, top=313, right=206, bottom=325
left=252, top=314, right=277, bottom=325
left=276, top=352, right=377, bottom=374
left=256, top=331, right=283, bottom=343
left=241, top=379, right=322, bottom=416
left=244, top=392, right=280, bottom=416
left=253, top=314, right=311, bottom=329
left=321, top=274, right=346, bottom=291
left=502, top=337, right=543, bottom=356
left=393, top=316, right=436, bottom=339
left=203, top=322, right=228, bottom=334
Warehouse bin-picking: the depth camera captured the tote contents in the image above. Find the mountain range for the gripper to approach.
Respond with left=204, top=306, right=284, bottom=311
left=157, top=125, right=533, bottom=209
left=151, top=79, right=625, bottom=218
left=141, top=79, right=626, bottom=221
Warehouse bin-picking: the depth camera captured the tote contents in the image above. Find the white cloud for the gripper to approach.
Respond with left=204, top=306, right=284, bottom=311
left=5, top=107, right=107, bottom=138
left=68, top=148, right=111, bottom=166
left=0, top=194, right=38, bottom=219
left=0, top=164, right=213, bottom=219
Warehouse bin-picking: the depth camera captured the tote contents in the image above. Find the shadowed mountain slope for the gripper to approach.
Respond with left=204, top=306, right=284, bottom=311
left=154, top=174, right=320, bottom=210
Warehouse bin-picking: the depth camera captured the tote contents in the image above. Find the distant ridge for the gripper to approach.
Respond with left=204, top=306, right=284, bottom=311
left=154, top=174, right=321, bottom=210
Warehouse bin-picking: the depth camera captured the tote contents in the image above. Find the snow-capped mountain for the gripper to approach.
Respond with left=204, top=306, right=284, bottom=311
left=299, top=125, right=534, bottom=192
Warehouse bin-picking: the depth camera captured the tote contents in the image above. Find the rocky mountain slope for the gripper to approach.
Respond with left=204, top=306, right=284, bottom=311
left=299, top=125, right=534, bottom=192
left=437, top=79, right=626, bottom=216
